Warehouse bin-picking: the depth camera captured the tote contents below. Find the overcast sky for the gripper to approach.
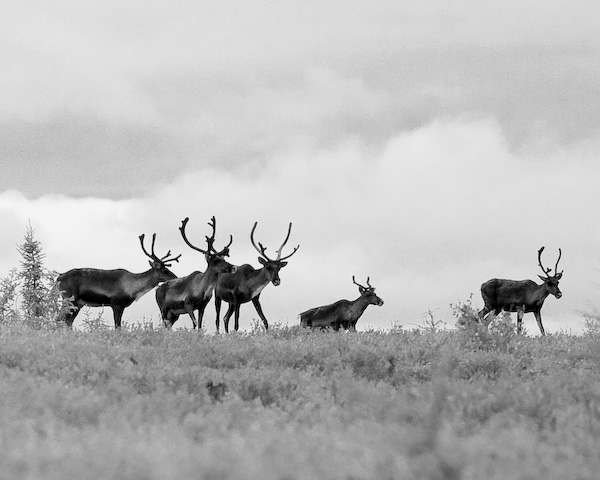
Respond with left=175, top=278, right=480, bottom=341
left=2, top=1, right=600, bottom=333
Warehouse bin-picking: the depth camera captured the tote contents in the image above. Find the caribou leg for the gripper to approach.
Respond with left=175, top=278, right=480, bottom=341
left=516, top=308, right=524, bottom=334
left=233, top=304, right=242, bottom=332
left=215, top=297, right=222, bottom=333
left=187, top=308, right=198, bottom=330
left=251, top=296, right=269, bottom=331
left=534, top=310, right=546, bottom=336
left=194, top=297, right=211, bottom=331
left=112, top=305, right=124, bottom=329
left=223, top=303, right=235, bottom=333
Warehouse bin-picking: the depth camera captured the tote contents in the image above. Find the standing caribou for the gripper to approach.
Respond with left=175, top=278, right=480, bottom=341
left=155, top=216, right=236, bottom=330
left=478, top=246, right=563, bottom=336
left=56, top=234, right=180, bottom=329
left=214, top=222, right=299, bottom=333
left=300, top=276, right=384, bottom=331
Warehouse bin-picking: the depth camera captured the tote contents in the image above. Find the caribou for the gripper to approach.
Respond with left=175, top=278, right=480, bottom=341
left=214, top=222, right=299, bottom=333
left=478, top=246, right=563, bottom=336
left=299, top=276, right=384, bottom=331
left=155, top=216, right=236, bottom=330
left=56, top=234, right=180, bottom=329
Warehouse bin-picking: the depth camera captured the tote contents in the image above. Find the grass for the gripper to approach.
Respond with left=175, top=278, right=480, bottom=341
left=1, top=320, right=600, bottom=479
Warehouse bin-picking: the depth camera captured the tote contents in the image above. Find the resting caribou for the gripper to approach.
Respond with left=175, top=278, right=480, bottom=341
left=214, top=222, right=299, bottom=333
left=56, top=234, right=180, bottom=329
left=478, top=246, right=563, bottom=336
left=300, top=276, right=384, bottom=331
left=155, top=216, right=236, bottom=330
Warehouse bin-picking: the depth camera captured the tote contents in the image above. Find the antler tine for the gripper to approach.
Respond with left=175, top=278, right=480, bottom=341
left=352, top=275, right=365, bottom=289
left=275, top=222, right=300, bottom=261
left=140, top=233, right=180, bottom=264
left=179, top=217, right=208, bottom=254
left=162, top=252, right=181, bottom=265
left=205, top=216, right=233, bottom=256
left=537, top=246, right=552, bottom=277
left=205, top=216, right=217, bottom=252
left=150, top=233, right=157, bottom=258
left=278, top=244, right=300, bottom=261
left=224, top=234, right=233, bottom=250
left=366, top=277, right=372, bottom=288
left=139, top=234, right=154, bottom=260
left=250, top=222, right=271, bottom=260
left=555, top=248, right=563, bottom=275
left=275, top=222, right=292, bottom=260
left=213, top=234, right=233, bottom=257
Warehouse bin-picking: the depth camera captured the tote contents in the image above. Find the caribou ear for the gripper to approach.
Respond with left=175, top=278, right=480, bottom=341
left=555, top=272, right=563, bottom=280
left=279, top=261, right=288, bottom=268
left=258, top=257, right=267, bottom=265
left=538, top=275, right=548, bottom=282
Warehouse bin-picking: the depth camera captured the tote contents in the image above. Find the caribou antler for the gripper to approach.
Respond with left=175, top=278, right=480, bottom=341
left=180, top=216, right=232, bottom=257
left=179, top=217, right=207, bottom=254
left=353, top=276, right=373, bottom=291
left=207, top=216, right=233, bottom=257
left=276, top=223, right=299, bottom=261
left=139, top=233, right=181, bottom=266
left=538, top=246, right=552, bottom=277
left=538, top=246, right=563, bottom=278
left=251, top=222, right=300, bottom=262
left=250, top=222, right=271, bottom=260
left=554, top=248, right=563, bottom=276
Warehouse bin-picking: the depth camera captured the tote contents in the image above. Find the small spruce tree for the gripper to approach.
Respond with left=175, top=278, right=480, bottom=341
left=0, top=268, right=20, bottom=323
left=18, top=223, right=47, bottom=318
left=16, top=223, right=62, bottom=327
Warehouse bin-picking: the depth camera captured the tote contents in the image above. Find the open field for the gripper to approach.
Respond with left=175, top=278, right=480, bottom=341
left=1, top=320, right=600, bottom=480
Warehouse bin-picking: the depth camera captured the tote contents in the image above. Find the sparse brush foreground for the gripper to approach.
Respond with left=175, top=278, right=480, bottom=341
left=2, top=322, right=600, bottom=480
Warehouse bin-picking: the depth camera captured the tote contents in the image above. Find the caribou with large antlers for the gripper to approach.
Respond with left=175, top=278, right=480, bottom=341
left=156, top=216, right=236, bottom=330
left=56, top=234, right=180, bottom=329
left=478, top=246, right=563, bottom=335
left=214, top=222, right=299, bottom=333
left=300, top=276, right=384, bottom=331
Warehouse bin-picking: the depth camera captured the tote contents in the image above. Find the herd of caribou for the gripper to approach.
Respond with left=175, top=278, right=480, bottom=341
left=55, top=216, right=563, bottom=336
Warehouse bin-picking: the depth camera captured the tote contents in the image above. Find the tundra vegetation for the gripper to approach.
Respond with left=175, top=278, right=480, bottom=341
left=3, top=227, right=600, bottom=479
left=2, top=309, right=600, bottom=479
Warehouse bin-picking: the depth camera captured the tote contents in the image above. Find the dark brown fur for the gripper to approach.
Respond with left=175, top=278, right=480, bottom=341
left=214, top=222, right=299, bottom=333
left=300, top=277, right=384, bottom=331
left=478, top=247, right=563, bottom=336
left=56, top=234, right=179, bottom=329
left=156, top=217, right=235, bottom=330
left=478, top=276, right=562, bottom=336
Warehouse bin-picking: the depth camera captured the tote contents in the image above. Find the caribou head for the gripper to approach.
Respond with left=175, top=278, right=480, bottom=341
left=179, top=215, right=236, bottom=278
left=250, top=221, right=299, bottom=286
left=353, top=276, right=384, bottom=307
left=139, top=233, right=181, bottom=281
left=537, top=246, right=563, bottom=299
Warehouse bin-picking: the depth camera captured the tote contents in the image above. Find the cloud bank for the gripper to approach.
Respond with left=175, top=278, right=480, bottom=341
left=2, top=1, right=600, bottom=197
